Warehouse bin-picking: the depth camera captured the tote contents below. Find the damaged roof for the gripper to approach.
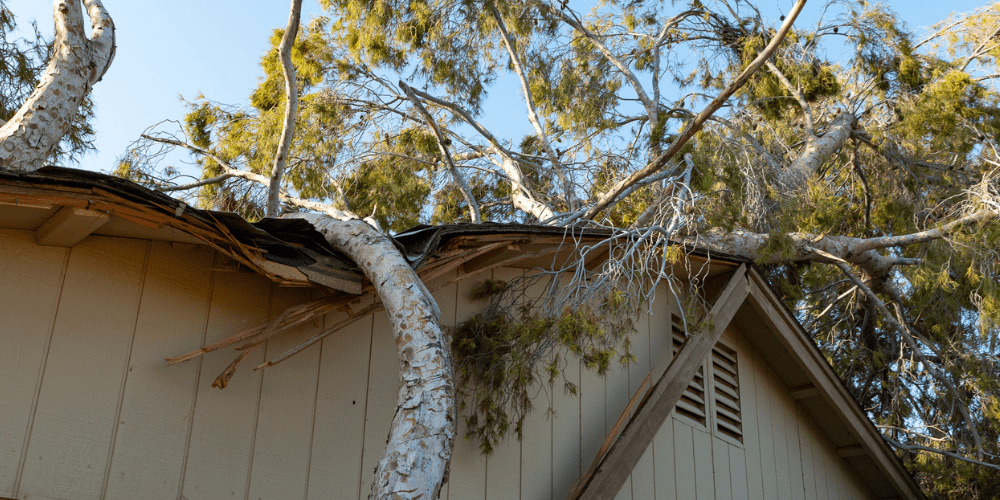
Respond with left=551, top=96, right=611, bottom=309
left=0, top=166, right=698, bottom=292
left=0, top=165, right=925, bottom=500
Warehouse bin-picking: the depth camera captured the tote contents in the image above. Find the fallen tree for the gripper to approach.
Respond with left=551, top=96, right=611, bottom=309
left=6, top=0, right=1000, bottom=497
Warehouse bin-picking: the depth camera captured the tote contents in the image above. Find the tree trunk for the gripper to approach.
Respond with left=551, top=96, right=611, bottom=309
left=0, top=0, right=114, bottom=171
left=776, top=111, right=856, bottom=194
left=267, top=0, right=302, bottom=217
left=288, top=212, right=456, bottom=500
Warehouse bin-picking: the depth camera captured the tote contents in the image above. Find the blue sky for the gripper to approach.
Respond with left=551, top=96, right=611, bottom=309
left=3, top=0, right=992, bottom=174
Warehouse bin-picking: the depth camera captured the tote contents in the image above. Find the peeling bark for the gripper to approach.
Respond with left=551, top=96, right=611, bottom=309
left=776, top=111, right=856, bottom=194
left=690, top=209, right=996, bottom=276
left=0, top=0, right=114, bottom=170
left=288, top=213, right=456, bottom=500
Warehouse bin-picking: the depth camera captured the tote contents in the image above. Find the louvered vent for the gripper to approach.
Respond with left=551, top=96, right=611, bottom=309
left=671, top=314, right=707, bottom=426
left=712, top=343, right=743, bottom=442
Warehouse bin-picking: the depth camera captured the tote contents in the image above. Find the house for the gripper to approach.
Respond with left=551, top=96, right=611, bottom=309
left=0, top=167, right=924, bottom=500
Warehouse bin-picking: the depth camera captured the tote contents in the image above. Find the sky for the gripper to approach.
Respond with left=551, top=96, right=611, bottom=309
left=2, top=0, right=993, bottom=175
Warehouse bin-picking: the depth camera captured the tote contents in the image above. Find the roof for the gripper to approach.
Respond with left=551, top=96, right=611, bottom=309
left=0, top=166, right=925, bottom=499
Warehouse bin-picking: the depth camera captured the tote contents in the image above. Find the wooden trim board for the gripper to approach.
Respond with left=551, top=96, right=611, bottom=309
left=570, top=264, right=749, bottom=500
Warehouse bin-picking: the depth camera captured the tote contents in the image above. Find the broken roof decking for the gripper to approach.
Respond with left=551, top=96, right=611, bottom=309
left=0, top=166, right=925, bottom=499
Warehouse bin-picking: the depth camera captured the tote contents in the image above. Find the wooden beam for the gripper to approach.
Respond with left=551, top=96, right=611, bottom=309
left=571, top=264, right=749, bottom=500
left=837, top=444, right=867, bottom=458
left=789, top=384, right=820, bottom=400
left=35, top=206, right=110, bottom=247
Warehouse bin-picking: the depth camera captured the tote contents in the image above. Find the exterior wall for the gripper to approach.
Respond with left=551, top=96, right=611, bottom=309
left=0, top=228, right=875, bottom=500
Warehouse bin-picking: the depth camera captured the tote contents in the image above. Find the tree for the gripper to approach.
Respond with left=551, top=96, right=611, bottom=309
left=7, top=0, right=1000, bottom=498
left=0, top=0, right=99, bottom=164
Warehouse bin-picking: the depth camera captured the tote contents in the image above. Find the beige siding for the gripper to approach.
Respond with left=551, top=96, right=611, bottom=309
left=0, top=230, right=884, bottom=500
left=0, top=229, right=68, bottom=498
left=18, top=236, right=148, bottom=500
left=104, top=241, right=215, bottom=500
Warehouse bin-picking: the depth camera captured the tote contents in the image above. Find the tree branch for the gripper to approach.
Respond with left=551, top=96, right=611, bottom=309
left=808, top=246, right=985, bottom=460
left=399, top=80, right=481, bottom=223
left=884, top=437, right=1000, bottom=471
left=490, top=4, right=576, bottom=209
left=267, top=0, right=302, bottom=218
left=0, top=0, right=115, bottom=170
left=580, top=0, right=807, bottom=220
left=764, top=59, right=815, bottom=133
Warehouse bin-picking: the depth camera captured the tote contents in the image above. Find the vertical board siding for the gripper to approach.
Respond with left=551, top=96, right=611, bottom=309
left=711, top=438, right=731, bottom=500
left=487, top=268, right=522, bottom=500
left=0, top=229, right=68, bottom=497
left=247, top=287, right=323, bottom=500
left=727, top=445, right=748, bottom=500
left=579, top=341, right=606, bottom=480
left=17, top=236, right=148, bottom=500
left=449, top=269, right=488, bottom=499
left=673, top=420, right=696, bottom=500
left=796, top=407, right=818, bottom=500
left=0, top=235, right=897, bottom=500
left=307, top=307, right=374, bottom=500
left=104, top=241, right=215, bottom=500
left=519, top=271, right=552, bottom=500
left=358, top=311, right=399, bottom=499
left=652, top=416, right=676, bottom=500
left=692, top=427, right=715, bottom=500
left=181, top=265, right=271, bottom=500
left=552, top=349, right=583, bottom=498
left=630, top=313, right=656, bottom=500
left=649, top=286, right=675, bottom=500
left=735, top=335, right=763, bottom=500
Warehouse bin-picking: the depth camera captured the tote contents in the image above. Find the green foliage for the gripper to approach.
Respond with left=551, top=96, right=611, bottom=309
left=452, top=276, right=637, bottom=454
left=896, top=71, right=1000, bottom=156
left=736, top=32, right=840, bottom=120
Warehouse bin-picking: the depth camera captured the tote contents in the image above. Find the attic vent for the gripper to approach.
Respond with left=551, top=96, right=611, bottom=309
left=712, top=343, right=743, bottom=442
left=672, top=314, right=707, bottom=426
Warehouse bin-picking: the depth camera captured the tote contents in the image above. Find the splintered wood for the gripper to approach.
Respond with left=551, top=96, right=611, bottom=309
left=171, top=231, right=609, bottom=389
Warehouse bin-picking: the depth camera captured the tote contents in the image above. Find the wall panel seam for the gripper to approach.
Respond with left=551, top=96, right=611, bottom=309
left=356, top=305, right=376, bottom=500
left=176, top=265, right=217, bottom=500
left=11, top=247, right=70, bottom=498
left=244, top=283, right=276, bottom=500
left=303, top=294, right=325, bottom=500
left=100, top=240, right=152, bottom=498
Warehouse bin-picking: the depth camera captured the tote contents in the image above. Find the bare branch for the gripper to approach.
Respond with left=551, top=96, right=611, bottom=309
left=764, top=59, right=815, bottom=133
left=884, top=437, right=1000, bottom=471
left=808, top=246, right=985, bottom=460
left=490, top=4, right=576, bottom=209
left=581, top=0, right=808, bottom=220
left=267, top=0, right=302, bottom=217
left=399, top=80, right=481, bottom=223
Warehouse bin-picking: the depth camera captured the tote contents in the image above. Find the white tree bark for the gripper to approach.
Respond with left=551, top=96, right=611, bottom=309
left=690, top=210, right=996, bottom=277
left=287, top=212, right=456, bottom=500
left=266, top=0, right=302, bottom=218
left=0, top=0, right=114, bottom=171
left=775, top=111, right=856, bottom=194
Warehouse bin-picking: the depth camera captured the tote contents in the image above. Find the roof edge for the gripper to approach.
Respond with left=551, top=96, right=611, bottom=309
left=744, top=268, right=926, bottom=500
